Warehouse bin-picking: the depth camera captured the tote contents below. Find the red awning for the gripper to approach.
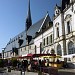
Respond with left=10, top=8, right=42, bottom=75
left=21, top=53, right=56, bottom=58
left=32, top=54, right=56, bottom=57
left=27, top=53, right=33, bottom=57
left=22, top=53, right=33, bottom=58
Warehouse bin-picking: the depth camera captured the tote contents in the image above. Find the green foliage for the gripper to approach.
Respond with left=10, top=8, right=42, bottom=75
left=0, top=59, right=4, bottom=67
left=11, top=59, right=18, bottom=67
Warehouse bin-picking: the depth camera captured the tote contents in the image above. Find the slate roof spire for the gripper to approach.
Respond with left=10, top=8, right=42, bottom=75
left=26, top=0, right=32, bottom=31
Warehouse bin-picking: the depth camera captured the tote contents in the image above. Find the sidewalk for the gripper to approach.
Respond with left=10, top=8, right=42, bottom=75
left=58, top=68, right=75, bottom=73
left=58, top=69, right=75, bottom=75
left=5, top=69, right=75, bottom=75
left=10, top=70, right=38, bottom=75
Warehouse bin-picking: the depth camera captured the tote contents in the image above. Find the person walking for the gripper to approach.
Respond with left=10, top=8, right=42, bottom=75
left=21, top=60, right=28, bottom=75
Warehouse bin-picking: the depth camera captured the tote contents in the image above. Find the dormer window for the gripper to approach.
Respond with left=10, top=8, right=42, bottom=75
left=54, top=4, right=61, bottom=17
left=14, top=39, right=15, bottom=42
left=55, top=9, right=60, bottom=17
left=56, top=11, right=58, bottom=14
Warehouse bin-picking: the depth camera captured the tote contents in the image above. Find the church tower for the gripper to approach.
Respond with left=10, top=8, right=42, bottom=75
left=26, top=0, right=32, bottom=31
left=26, top=0, right=32, bottom=45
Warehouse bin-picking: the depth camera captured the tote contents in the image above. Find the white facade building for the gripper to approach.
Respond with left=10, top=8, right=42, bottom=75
left=34, top=0, right=75, bottom=68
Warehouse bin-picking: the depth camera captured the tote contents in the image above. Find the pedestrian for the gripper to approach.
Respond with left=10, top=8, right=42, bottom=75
left=20, top=60, right=25, bottom=75
left=21, top=60, right=28, bottom=75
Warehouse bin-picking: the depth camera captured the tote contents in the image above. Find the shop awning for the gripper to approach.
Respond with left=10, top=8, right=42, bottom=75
left=27, top=53, right=33, bottom=57
left=62, top=54, right=75, bottom=58
left=40, top=55, right=61, bottom=58
left=22, top=54, right=28, bottom=57
left=26, top=54, right=56, bottom=58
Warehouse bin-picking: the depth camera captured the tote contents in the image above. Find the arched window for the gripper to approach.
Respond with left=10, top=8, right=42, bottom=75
left=47, top=37, right=48, bottom=45
left=67, top=21, right=71, bottom=34
left=65, top=14, right=72, bottom=34
left=40, top=43, right=43, bottom=54
left=68, top=41, right=75, bottom=54
left=57, top=27, right=59, bottom=37
left=43, top=38, right=45, bottom=46
left=57, top=44, right=62, bottom=56
left=55, top=22, right=59, bottom=38
left=51, top=49, right=55, bottom=54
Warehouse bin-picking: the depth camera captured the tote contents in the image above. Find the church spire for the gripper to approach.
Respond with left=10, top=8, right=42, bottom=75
left=26, top=0, right=32, bottom=31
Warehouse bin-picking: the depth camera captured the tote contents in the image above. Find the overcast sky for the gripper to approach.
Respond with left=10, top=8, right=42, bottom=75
left=0, top=0, right=60, bottom=52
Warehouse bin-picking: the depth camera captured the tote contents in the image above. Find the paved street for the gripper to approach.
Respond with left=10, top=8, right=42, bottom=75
left=0, top=69, right=75, bottom=75
left=0, top=70, right=38, bottom=75
left=58, top=69, right=75, bottom=75
left=0, top=72, right=38, bottom=75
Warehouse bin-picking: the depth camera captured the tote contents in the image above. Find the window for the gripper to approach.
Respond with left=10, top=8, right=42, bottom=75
left=43, top=38, right=45, bottom=46
left=67, top=58, right=71, bottom=61
left=4, top=53, right=6, bottom=57
left=50, top=34, right=53, bottom=44
left=40, top=43, right=43, bottom=53
left=57, top=27, right=59, bottom=37
left=57, top=44, right=62, bottom=56
left=51, top=35, right=52, bottom=43
left=51, top=49, right=55, bottom=54
left=55, top=23, right=59, bottom=38
left=25, top=47, right=26, bottom=50
left=47, top=37, right=48, bottom=45
left=29, top=46, right=31, bottom=49
left=7, top=52, right=8, bottom=57
left=68, top=41, right=75, bottom=54
left=14, top=39, right=15, bottom=42
left=67, top=21, right=70, bottom=34
left=18, top=37, right=20, bottom=39
left=48, top=22, right=50, bottom=27
left=16, top=38, right=17, bottom=40
left=21, top=48, right=22, bottom=51
left=56, top=11, right=58, bottom=14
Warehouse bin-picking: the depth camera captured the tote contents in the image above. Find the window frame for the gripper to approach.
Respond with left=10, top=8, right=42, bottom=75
left=57, top=44, right=62, bottom=56
left=43, top=38, right=45, bottom=46
left=57, top=27, right=59, bottom=38
left=68, top=41, right=75, bottom=54
left=67, top=21, right=71, bottom=34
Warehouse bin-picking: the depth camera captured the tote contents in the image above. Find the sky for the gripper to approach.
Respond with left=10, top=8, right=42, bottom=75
left=0, top=0, right=61, bottom=52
